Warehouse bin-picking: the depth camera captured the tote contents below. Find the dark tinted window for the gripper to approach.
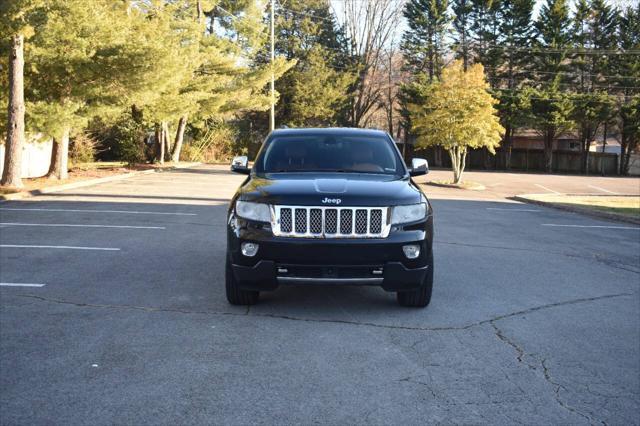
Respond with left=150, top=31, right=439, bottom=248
left=256, top=134, right=403, bottom=175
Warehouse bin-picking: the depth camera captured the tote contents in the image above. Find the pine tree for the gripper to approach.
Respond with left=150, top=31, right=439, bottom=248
left=469, top=0, right=502, bottom=87
left=268, top=0, right=353, bottom=128
left=534, top=0, right=572, bottom=83
left=401, top=0, right=450, bottom=81
left=616, top=4, right=640, bottom=175
left=451, top=0, right=474, bottom=70
left=495, top=0, right=535, bottom=169
left=569, top=0, right=620, bottom=173
left=530, top=0, right=573, bottom=172
left=0, top=0, right=44, bottom=187
left=525, top=83, right=574, bottom=172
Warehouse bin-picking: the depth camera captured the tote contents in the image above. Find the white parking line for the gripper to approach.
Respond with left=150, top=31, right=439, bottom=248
left=534, top=184, right=561, bottom=194
left=587, top=185, right=619, bottom=195
left=0, top=245, right=120, bottom=251
left=0, top=223, right=165, bottom=230
left=487, top=207, right=539, bottom=212
left=0, top=208, right=196, bottom=216
left=0, top=283, right=46, bottom=288
left=542, top=224, right=640, bottom=230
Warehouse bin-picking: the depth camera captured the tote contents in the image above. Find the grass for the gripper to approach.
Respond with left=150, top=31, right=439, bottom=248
left=521, top=194, right=640, bottom=219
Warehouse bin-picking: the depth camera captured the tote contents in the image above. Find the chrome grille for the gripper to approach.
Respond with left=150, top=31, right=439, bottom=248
left=355, top=209, right=367, bottom=234
left=340, top=209, right=352, bottom=234
left=370, top=209, right=382, bottom=234
left=310, top=209, right=322, bottom=234
left=294, top=208, right=307, bottom=233
left=272, top=206, right=390, bottom=238
left=325, top=209, right=337, bottom=233
left=280, top=208, right=292, bottom=233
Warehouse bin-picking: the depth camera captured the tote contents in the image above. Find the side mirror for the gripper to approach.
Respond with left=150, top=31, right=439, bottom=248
left=409, top=158, right=429, bottom=177
left=231, top=155, right=250, bottom=175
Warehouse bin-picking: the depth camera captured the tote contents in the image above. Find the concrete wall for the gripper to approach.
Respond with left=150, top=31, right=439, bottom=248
left=0, top=137, right=52, bottom=178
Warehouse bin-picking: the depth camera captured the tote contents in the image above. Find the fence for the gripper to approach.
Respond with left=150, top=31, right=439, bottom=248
left=409, top=146, right=621, bottom=175
left=0, top=138, right=52, bottom=178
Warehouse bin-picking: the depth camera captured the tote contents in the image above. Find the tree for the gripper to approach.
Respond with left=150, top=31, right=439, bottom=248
left=1, top=35, right=25, bottom=188
left=401, top=0, right=449, bottom=81
left=24, top=0, right=172, bottom=178
left=526, top=83, right=574, bottom=172
left=495, top=0, right=535, bottom=169
left=0, top=0, right=43, bottom=187
left=469, top=0, right=502, bottom=86
left=410, top=60, right=504, bottom=183
left=615, top=4, right=639, bottom=175
left=534, top=0, right=572, bottom=82
left=451, top=0, right=473, bottom=70
left=618, top=95, right=639, bottom=175
left=270, top=0, right=353, bottom=128
left=343, top=0, right=404, bottom=127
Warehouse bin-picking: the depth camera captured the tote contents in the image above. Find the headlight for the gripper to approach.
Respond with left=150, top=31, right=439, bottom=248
left=391, top=203, right=427, bottom=225
left=235, top=201, right=271, bottom=222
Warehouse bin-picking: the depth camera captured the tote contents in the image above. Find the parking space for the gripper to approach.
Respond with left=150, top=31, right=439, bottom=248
left=418, top=169, right=640, bottom=200
left=1, top=165, right=638, bottom=424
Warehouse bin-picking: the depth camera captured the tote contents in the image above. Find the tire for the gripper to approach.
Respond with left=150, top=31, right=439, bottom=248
left=225, top=258, right=259, bottom=305
left=397, top=252, right=433, bottom=308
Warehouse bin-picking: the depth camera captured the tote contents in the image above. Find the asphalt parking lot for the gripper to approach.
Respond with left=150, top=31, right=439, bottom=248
left=1, top=165, right=639, bottom=425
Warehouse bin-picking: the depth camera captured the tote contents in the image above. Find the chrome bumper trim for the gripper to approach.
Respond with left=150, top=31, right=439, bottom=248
left=277, top=277, right=384, bottom=284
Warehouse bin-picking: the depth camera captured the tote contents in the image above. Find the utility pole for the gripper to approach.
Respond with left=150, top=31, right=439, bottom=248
left=269, top=0, right=275, bottom=132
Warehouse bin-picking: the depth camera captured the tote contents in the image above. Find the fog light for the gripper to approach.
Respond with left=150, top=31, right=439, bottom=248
left=403, top=244, right=420, bottom=259
left=241, top=242, right=259, bottom=257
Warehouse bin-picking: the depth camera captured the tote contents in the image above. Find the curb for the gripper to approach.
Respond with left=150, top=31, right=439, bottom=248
left=0, top=162, right=202, bottom=203
left=425, top=181, right=486, bottom=191
left=511, top=195, right=640, bottom=225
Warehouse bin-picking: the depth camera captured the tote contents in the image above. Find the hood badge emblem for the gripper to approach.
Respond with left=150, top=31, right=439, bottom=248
left=322, top=197, right=342, bottom=205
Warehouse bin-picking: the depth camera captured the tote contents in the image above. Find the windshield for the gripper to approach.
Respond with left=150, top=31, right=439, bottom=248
left=255, top=133, right=405, bottom=175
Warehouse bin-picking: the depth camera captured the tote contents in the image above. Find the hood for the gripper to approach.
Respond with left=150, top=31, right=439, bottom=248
left=239, top=173, right=422, bottom=206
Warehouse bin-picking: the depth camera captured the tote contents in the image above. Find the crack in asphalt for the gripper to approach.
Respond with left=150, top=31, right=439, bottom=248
left=436, top=240, right=640, bottom=274
left=7, top=291, right=635, bottom=423
left=10, top=292, right=634, bottom=333
left=542, top=359, right=605, bottom=425
left=489, top=320, right=609, bottom=424
left=490, top=321, right=530, bottom=367
left=397, top=375, right=438, bottom=398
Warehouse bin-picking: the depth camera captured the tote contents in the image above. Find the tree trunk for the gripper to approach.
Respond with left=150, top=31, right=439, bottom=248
left=503, top=125, right=512, bottom=170
left=196, top=0, right=203, bottom=22
left=448, top=147, right=466, bottom=184
left=162, top=121, right=171, bottom=162
left=47, top=128, right=70, bottom=180
left=155, top=123, right=164, bottom=164
left=448, top=148, right=459, bottom=183
left=1, top=34, right=25, bottom=188
left=171, top=115, right=188, bottom=162
left=544, top=130, right=554, bottom=173
left=434, top=146, right=442, bottom=167
left=460, top=148, right=467, bottom=182
left=619, top=141, right=627, bottom=176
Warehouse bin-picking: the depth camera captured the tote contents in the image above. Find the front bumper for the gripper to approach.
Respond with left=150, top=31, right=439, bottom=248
left=231, top=260, right=429, bottom=292
left=227, top=214, right=433, bottom=292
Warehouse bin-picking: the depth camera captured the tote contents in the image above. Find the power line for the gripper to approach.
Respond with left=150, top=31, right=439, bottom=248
left=485, top=65, right=640, bottom=80
left=488, top=77, right=639, bottom=91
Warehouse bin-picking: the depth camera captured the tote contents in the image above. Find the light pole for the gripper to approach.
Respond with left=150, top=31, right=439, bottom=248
left=269, top=0, right=275, bottom=132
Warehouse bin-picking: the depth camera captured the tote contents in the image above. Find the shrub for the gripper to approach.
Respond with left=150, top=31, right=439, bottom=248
left=184, top=122, right=239, bottom=163
left=89, top=115, right=149, bottom=165
left=69, top=132, right=98, bottom=166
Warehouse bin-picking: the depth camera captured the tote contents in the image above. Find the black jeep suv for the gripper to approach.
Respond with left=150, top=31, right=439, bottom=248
left=227, top=128, right=434, bottom=307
